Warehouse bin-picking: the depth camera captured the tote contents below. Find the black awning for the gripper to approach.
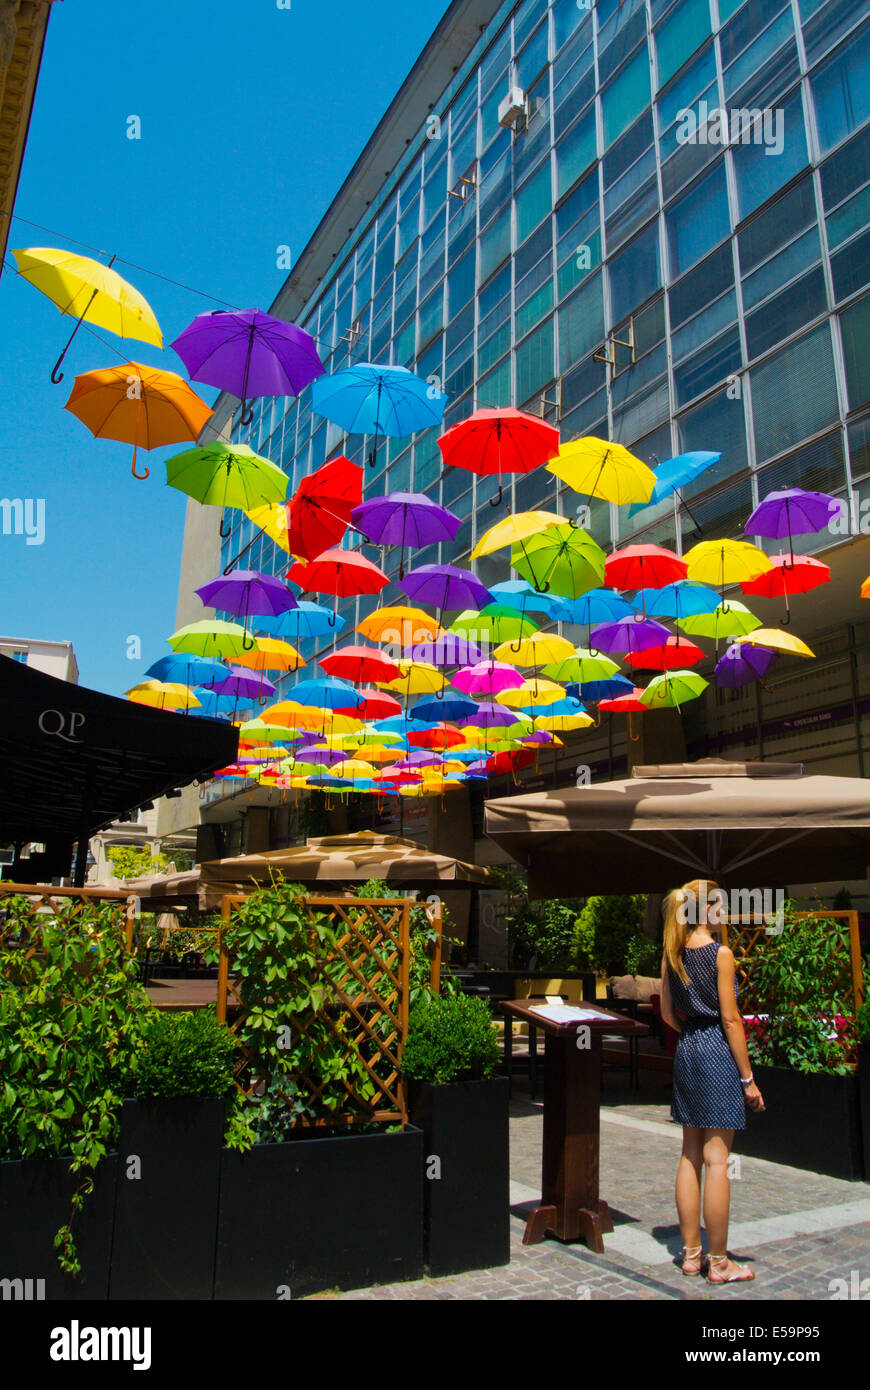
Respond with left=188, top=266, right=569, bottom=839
left=0, top=655, right=238, bottom=845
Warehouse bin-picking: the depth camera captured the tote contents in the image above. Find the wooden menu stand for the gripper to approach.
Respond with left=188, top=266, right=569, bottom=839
left=502, top=999, right=649, bottom=1252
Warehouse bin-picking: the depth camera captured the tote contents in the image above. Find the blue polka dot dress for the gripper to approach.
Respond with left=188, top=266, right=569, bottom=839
left=666, top=943, right=746, bottom=1131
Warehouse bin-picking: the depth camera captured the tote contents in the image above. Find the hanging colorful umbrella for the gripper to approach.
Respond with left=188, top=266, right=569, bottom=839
left=318, top=644, right=400, bottom=684
left=285, top=677, right=365, bottom=709
left=312, top=363, right=447, bottom=469
left=452, top=660, right=522, bottom=698
left=684, top=539, right=773, bottom=601
left=411, top=693, right=480, bottom=723
left=406, top=633, right=484, bottom=667
left=493, top=632, right=575, bottom=668
left=471, top=510, right=565, bottom=560
left=627, top=451, right=721, bottom=519
left=437, top=407, right=560, bottom=508
left=287, top=456, right=364, bottom=562
left=740, top=554, right=830, bottom=626
left=463, top=702, right=519, bottom=731
left=166, top=442, right=289, bottom=541
left=636, top=581, right=722, bottom=622
left=589, top=616, right=671, bottom=656
left=377, top=660, right=446, bottom=696
left=547, top=437, right=656, bottom=505
left=511, top=523, right=606, bottom=599
left=239, top=718, right=301, bottom=745
left=398, top=564, right=491, bottom=624
left=740, top=629, right=815, bottom=658
left=145, top=654, right=231, bottom=687
left=745, top=488, right=844, bottom=563
left=256, top=601, right=345, bottom=640
left=562, top=588, right=636, bottom=628
left=356, top=606, right=442, bottom=646
left=577, top=674, right=635, bottom=703
left=334, top=688, right=402, bottom=720
left=211, top=667, right=276, bottom=702
left=496, top=679, right=566, bottom=709
left=598, top=684, right=648, bottom=741
left=12, top=247, right=163, bottom=381
left=351, top=492, right=461, bottom=578
left=406, top=723, right=466, bottom=751
left=171, top=308, right=325, bottom=426
left=677, top=601, right=761, bottom=642
left=196, top=570, right=297, bottom=650
left=541, top=647, right=621, bottom=684
left=65, top=362, right=213, bottom=479
left=449, top=605, right=540, bottom=646
left=639, top=670, right=708, bottom=710
left=714, top=643, right=778, bottom=690
left=169, top=620, right=250, bottom=661
left=243, top=499, right=294, bottom=555
left=604, top=544, right=687, bottom=599
left=488, top=580, right=573, bottom=623
left=625, top=635, right=706, bottom=671
left=233, top=638, right=305, bottom=673
left=286, top=548, right=389, bottom=605
left=125, top=681, right=200, bottom=711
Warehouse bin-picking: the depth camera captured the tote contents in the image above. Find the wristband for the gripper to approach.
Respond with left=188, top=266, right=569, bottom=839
left=739, top=1074, right=753, bottom=1086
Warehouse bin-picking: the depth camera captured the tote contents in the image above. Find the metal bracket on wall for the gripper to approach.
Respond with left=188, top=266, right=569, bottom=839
left=594, top=318, right=636, bottom=368
left=539, top=379, right=562, bottom=422
left=448, top=171, right=477, bottom=202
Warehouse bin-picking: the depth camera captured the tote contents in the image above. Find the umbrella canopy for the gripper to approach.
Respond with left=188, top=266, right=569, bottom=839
left=398, top=564, right=491, bottom=616
left=171, top=308, right=325, bottom=424
left=589, top=616, right=671, bottom=656
left=166, top=442, right=289, bottom=518
left=577, top=674, right=635, bottom=702
left=244, top=500, right=294, bottom=555
left=605, top=544, right=687, bottom=594
left=463, top=701, right=519, bottom=730
left=377, top=660, right=446, bottom=696
left=145, top=654, right=231, bottom=686
left=511, top=523, right=606, bottom=599
left=714, top=643, right=778, bottom=689
left=351, top=492, right=460, bottom=577
left=312, top=363, right=447, bottom=467
left=627, top=451, right=721, bottom=515
left=406, top=723, right=466, bottom=751
left=625, top=635, right=706, bottom=670
left=233, top=638, right=305, bottom=673
left=437, top=407, right=560, bottom=506
left=126, top=681, right=200, bottom=710
left=287, top=547, right=389, bottom=600
left=484, top=760, right=870, bottom=895
left=356, top=606, right=442, bottom=645
left=318, top=644, right=400, bottom=684
left=562, top=588, right=636, bottom=627
left=745, top=488, right=843, bottom=554
left=449, top=605, right=539, bottom=645
left=286, top=677, right=365, bottom=709
left=684, top=539, right=773, bottom=591
left=196, top=570, right=298, bottom=624
left=65, top=362, right=213, bottom=479
left=411, top=693, right=480, bottom=723
left=496, top=679, right=566, bottom=709
left=452, top=659, right=522, bottom=697
left=407, top=633, right=484, bottom=667
left=741, top=629, right=815, bottom=658
left=547, top=437, right=656, bottom=505
left=287, top=456, right=363, bottom=562
left=256, top=601, right=345, bottom=641
left=488, top=580, right=573, bottom=622
left=336, top=688, right=402, bottom=720
left=741, top=555, right=830, bottom=598
left=598, top=685, right=647, bottom=712
left=493, top=632, right=575, bottom=667
left=677, top=601, right=761, bottom=641
left=637, top=581, right=722, bottom=621
left=169, top=620, right=249, bottom=660
left=541, top=648, right=621, bottom=683
left=639, top=670, right=708, bottom=709
left=212, top=667, right=276, bottom=702
left=471, top=510, right=565, bottom=560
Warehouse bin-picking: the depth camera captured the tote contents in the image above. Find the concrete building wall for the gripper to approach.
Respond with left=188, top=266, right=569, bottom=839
left=0, top=637, right=78, bottom=682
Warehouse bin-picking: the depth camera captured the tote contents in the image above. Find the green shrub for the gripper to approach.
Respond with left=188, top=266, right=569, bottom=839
left=402, top=993, right=499, bottom=1084
left=128, top=1010, right=239, bottom=1099
left=857, top=998, right=870, bottom=1045
left=624, top=933, right=662, bottom=977
left=574, top=895, right=646, bottom=975
left=493, top=867, right=583, bottom=971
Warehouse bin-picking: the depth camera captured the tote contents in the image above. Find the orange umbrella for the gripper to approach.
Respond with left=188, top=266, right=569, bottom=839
left=65, top=362, right=213, bottom=479
left=233, top=638, right=305, bottom=672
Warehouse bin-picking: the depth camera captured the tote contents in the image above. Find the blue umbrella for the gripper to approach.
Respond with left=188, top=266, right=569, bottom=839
left=562, top=588, right=636, bottom=644
left=145, top=654, right=231, bottom=686
left=572, top=675, right=635, bottom=703
left=488, top=580, right=573, bottom=622
left=285, top=676, right=363, bottom=710
left=192, top=687, right=244, bottom=716
left=411, top=692, right=480, bottom=723
left=256, top=601, right=345, bottom=641
left=372, top=715, right=436, bottom=737
left=628, top=451, right=721, bottom=528
left=635, top=581, right=722, bottom=621
left=312, top=363, right=448, bottom=469
left=517, top=696, right=588, bottom=718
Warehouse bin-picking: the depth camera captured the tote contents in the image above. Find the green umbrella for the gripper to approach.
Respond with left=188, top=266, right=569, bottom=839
left=639, top=669, right=708, bottom=710
left=541, top=647, right=620, bottom=683
left=166, top=441, right=289, bottom=539
left=449, top=605, right=540, bottom=645
left=168, top=619, right=249, bottom=660
left=239, top=718, right=302, bottom=744
left=511, top=523, right=606, bottom=599
left=677, top=601, right=761, bottom=641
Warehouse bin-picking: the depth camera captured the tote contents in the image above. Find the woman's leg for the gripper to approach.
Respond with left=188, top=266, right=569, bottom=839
left=676, top=1126, right=704, bottom=1265
left=702, top=1127, right=751, bottom=1278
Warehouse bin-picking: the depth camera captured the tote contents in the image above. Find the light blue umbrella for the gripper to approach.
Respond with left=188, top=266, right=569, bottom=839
left=488, top=580, right=574, bottom=622
left=312, top=363, right=448, bottom=469
left=628, top=451, right=721, bottom=522
left=255, top=601, right=345, bottom=640
left=562, top=588, right=636, bottom=637
left=285, top=676, right=363, bottom=710
left=411, top=692, right=480, bottom=723
left=635, top=581, right=722, bottom=621
left=145, top=654, right=231, bottom=686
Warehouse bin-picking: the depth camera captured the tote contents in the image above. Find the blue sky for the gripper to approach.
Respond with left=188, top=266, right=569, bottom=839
left=0, top=0, right=450, bottom=694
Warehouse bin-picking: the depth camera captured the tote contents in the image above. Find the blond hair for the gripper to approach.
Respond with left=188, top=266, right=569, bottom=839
left=663, top=879, right=722, bottom=984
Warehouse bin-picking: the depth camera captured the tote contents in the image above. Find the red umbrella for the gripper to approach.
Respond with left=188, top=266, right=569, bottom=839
left=319, top=644, right=400, bottom=684
left=624, top=635, right=706, bottom=671
left=287, top=456, right=363, bottom=561
left=335, top=688, right=402, bottom=720
left=487, top=747, right=537, bottom=778
left=598, top=685, right=647, bottom=742
left=407, top=723, right=465, bottom=750
left=437, top=407, right=560, bottom=508
left=740, top=553, right=830, bottom=626
left=287, top=547, right=389, bottom=602
left=605, top=544, right=687, bottom=598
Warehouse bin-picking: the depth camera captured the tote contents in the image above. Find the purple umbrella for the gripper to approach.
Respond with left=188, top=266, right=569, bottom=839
left=296, top=746, right=348, bottom=766
left=464, top=702, right=517, bottom=730
left=590, top=616, right=671, bottom=656
left=212, top=665, right=277, bottom=706
left=351, top=492, right=461, bottom=579
left=171, top=309, right=325, bottom=426
left=714, top=643, right=777, bottom=690
left=196, top=570, right=298, bottom=650
left=406, top=634, right=484, bottom=667
left=745, top=489, right=844, bottom=563
left=398, top=564, right=491, bottom=624
left=393, top=749, right=442, bottom=768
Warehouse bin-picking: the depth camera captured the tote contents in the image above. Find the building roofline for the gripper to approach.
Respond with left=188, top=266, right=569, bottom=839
left=202, top=0, right=506, bottom=443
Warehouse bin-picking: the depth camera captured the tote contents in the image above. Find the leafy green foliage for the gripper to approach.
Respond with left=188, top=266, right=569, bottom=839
left=402, top=993, right=499, bottom=1084
left=355, top=878, right=460, bottom=1005
left=107, top=846, right=168, bottom=880
left=743, top=906, right=854, bottom=1075
left=128, top=1010, right=239, bottom=1099
left=492, top=867, right=583, bottom=971
left=574, top=895, right=647, bottom=975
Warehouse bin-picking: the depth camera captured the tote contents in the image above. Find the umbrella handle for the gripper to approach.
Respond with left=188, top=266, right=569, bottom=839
left=629, top=713, right=641, bottom=743
left=239, top=400, right=254, bottom=427
left=488, top=484, right=504, bottom=508
left=131, top=453, right=150, bottom=481
left=220, top=516, right=233, bottom=539
left=242, top=630, right=256, bottom=652
left=780, top=610, right=792, bottom=627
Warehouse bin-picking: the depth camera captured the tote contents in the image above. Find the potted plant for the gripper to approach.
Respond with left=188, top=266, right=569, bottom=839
left=108, top=1009, right=240, bottom=1300
left=213, top=881, right=423, bottom=1300
left=735, top=909, right=863, bottom=1181
left=857, top=983, right=870, bottom=1181
left=404, top=992, right=509, bottom=1277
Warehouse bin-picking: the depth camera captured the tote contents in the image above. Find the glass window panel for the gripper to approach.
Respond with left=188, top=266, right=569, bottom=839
left=553, top=47, right=595, bottom=137
left=478, top=323, right=511, bottom=374
left=450, top=117, right=477, bottom=183
left=820, top=123, right=870, bottom=210
left=478, top=142, right=512, bottom=226
left=609, top=220, right=662, bottom=323
left=737, top=176, right=816, bottom=272
left=559, top=271, right=605, bottom=373
left=754, top=429, right=847, bottom=499
left=478, top=354, right=512, bottom=409
left=598, top=7, right=647, bottom=87
left=554, top=106, right=597, bottom=199
left=848, top=412, right=870, bottom=483
left=811, top=22, right=870, bottom=155
left=633, top=295, right=667, bottom=357
left=657, top=43, right=716, bottom=129
left=732, top=89, right=809, bottom=220
left=417, top=287, right=444, bottom=353
left=741, top=225, right=821, bottom=309
left=677, top=391, right=748, bottom=474
left=720, top=0, right=788, bottom=67
left=601, top=46, right=651, bottom=147
left=802, top=0, right=870, bottom=63
left=826, top=184, right=870, bottom=248
left=746, top=267, right=828, bottom=358
left=447, top=248, right=476, bottom=315
left=831, top=227, right=870, bottom=302
left=516, top=160, right=553, bottom=245
left=479, top=213, right=512, bottom=282
left=723, top=8, right=795, bottom=105
left=553, top=0, right=594, bottom=49
left=665, top=161, right=729, bottom=278
left=516, top=21, right=549, bottom=90
left=479, top=261, right=511, bottom=320
left=516, top=278, right=554, bottom=339
left=656, top=0, right=711, bottom=88
left=603, top=112, right=653, bottom=189
left=516, top=320, right=555, bottom=406
left=751, top=324, right=839, bottom=462
left=613, top=377, right=670, bottom=445
left=605, top=171, right=659, bottom=253
left=672, top=290, right=740, bottom=365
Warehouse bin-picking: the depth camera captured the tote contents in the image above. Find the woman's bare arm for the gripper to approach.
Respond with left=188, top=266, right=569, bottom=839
left=659, top=957, right=682, bottom=1033
left=717, top=946, right=764, bottom=1111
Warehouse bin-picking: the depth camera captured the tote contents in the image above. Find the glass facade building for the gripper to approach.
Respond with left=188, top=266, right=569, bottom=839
left=191, top=0, right=870, bottom=834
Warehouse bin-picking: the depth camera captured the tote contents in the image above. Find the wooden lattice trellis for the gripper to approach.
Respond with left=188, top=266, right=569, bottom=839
left=217, top=894, right=411, bottom=1128
left=723, top=909, right=864, bottom=1066
left=0, top=882, right=136, bottom=945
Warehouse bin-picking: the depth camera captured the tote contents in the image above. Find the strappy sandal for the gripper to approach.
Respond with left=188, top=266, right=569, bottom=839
left=707, top=1253, right=755, bottom=1283
left=681, top=1244, right=706, bottom=1276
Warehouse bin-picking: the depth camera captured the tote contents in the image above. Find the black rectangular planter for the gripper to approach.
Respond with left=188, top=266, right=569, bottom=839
left=734, top=1064, right=864, bottom=1181
left=859, top=1044, right=870, bottom=1182
left=214, top=1127, right=424, bottom=1300
left=410, top=1078, right=510, bottom=1277
left=108, top=1097, right=225, bottom=1300
left=0, top=1154, right=118, bottom=1300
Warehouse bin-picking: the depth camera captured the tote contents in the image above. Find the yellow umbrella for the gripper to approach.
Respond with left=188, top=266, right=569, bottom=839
left=493, top=633, right=575, bottom=667
left=532, top=711, right=594, bottom=732
left=233, top=638, right=305, bottom=672
left=262, top=702, right=333, bottom=732
left=377, top=659, right=446, bottom=695
left=356, top=606, right=443, bottom=644
left=684, top=539, right=773, bottom=588
left=741, top=629, right=815, bottom=658
left=126, top=681, right=200, bottom=710
left=326, top=759, right=377, bottom=782
left=471, top=510, right=565, bottom=560
left=245, top=502, right=293, bottom=554
left=496, top=679, right=566, bottom=708
left=12, top=247, right=163, bottom=383
left=546, top=437, right=655, bottom=505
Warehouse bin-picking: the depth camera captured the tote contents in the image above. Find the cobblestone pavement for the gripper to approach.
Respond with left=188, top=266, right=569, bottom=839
left=336, top=1076, right=870, bottom=1301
